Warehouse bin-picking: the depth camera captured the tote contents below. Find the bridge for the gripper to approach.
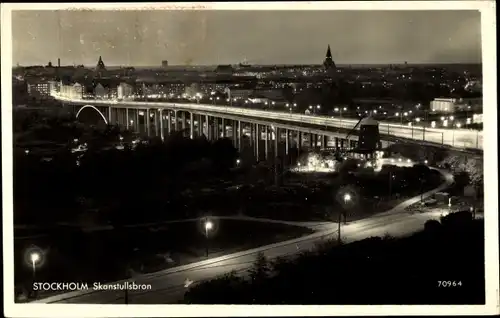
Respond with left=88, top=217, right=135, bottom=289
left=55, top=95, right=483, bottom=157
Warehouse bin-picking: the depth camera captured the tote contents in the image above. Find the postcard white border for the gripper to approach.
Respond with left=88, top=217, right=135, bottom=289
left=2, top=1, right=498, bottom=317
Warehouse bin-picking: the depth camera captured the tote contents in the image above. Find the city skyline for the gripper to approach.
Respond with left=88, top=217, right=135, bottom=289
left=12, top=10, right=482, bottom=66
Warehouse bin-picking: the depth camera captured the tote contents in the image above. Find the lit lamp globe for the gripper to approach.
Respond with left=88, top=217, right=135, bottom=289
left=31, top=252, right=40, bottom=268
left=343, top=193, right=351, bottom=203
left=205, top=220, right=213, bottom=232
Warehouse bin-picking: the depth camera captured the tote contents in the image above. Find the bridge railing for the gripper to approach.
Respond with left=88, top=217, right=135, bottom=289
left=56, top=94, right=483, bottom=151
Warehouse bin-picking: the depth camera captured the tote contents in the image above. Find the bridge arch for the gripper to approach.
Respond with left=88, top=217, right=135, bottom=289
left=76, top=105, right=108, bottom=125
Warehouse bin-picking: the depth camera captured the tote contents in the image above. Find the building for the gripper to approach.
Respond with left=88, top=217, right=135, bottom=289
left=430, top=98, right=456, bottom=113
left=215, top=65, right=234, bottom=76
left=96, top=56, right=106, bottom=71
left=26, top=80, right=59, bottom=98
left=357, top=117, right=380, bottom=153
left=323, top=44, right=336, bottom=71
left=226, top=88, right=254, bottom=100
left=162, top=60, right=169, bottom=68
left=430, top=97, right=482, bottom=113
left=94, top=83, right=109, bottom=99
left=117, top=82, right=134, bottom=99
left=60, top=82, right=83, bottom=99
left=253, top=88, right=284, bottom=101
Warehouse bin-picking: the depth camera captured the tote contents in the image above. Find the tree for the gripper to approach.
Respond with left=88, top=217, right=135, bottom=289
left=211, top=138, right=238, bottom=171
left=248, top=252, right=271, bottom=282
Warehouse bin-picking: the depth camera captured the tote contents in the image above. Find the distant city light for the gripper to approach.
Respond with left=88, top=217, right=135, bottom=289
left=415, top=117, right=421, bottom=122
left=431, top=121, right=436, bottom=128
left=456, top=123, right=461, bottom=128
left=449, top=116, right=454, bottom=121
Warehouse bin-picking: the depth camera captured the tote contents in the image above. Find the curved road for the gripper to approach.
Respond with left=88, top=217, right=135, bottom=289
left=54, top=95, right=483, bottom=151
left=31, top=169, right=453, bottom=304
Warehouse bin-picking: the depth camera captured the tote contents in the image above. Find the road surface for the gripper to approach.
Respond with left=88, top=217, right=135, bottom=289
left=31, top=169, right=453, bottom=304
left=54, top=95, right=483, bottom=150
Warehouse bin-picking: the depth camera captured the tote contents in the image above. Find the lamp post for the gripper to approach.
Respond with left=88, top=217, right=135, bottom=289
left=395, top=112, right=407, bottom=124
left=334, top=107, right=347, bottom=120
left=204, top=219, right=213, bottom=258
left=30, top=252, right=40, bottom=280
left=30, top=252, right=40, bottom=299
left=343, top=194, right=351, bottom=225
left=338, top=193, right=351, bottom=244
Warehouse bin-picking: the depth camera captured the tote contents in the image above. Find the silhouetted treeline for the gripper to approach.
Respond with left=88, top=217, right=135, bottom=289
left=14, top=122, right=238, bottom=225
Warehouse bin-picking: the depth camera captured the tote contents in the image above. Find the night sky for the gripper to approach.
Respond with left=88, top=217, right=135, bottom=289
left=12, top=10, right=482, bottom=67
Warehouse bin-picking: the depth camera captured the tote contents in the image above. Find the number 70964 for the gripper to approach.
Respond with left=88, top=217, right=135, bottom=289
left=438, top=281, right=462, bottom=287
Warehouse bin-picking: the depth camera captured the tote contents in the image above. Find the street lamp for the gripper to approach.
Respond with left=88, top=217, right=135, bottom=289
left=204, top=219, right=213, bottom=257
left=343, top=193, right=351, bottom=204
left=335, top=107, right=347, bottom=119
left=30, top=252, right=40, bottom=278
left=395, top=112, right=406, bottom=124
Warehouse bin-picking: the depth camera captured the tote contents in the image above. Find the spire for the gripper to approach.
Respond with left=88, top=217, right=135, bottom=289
left=323, top=44, right=336, bottom=71
left=96, top=56, right=106, bottom=71
left=326, top=44, right=332, bottom=58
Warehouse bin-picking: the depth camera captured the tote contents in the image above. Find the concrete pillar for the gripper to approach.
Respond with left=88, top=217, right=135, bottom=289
left=221, top=118, right=226, bottom=138
left=189, top=112, right=194, bottom=139
left=285, top=129, right=290, bottom=155
left=136, top=109, right=140, bottom=133
left=154, top=111, right=159, bottom=137
left=335, top=137, right=339, bottom=150
left=274, top=127, right=279, bottom=156
left=146, top=109, right=150, bottom=136
left=181, top=112, right=186, bottom=134
left=274, top=127, right=280, bottom=186
left=159, top=109, right=164, bottom=141
left=255, top=124, right=260, bottom=161
left=237, top=121, right=242, bottom=151
left=205, top=115, right=210, bottom=139
left=167, top=111, right=172, bottom=134
left=108, top=107, right=112, bottom=124
left=250, top=124, right=254, bottom=146
left=264, top=126, right=269, bottom=160
left=126, top=108, right=129, bottom=130
left=213, top=117, right=218, bottom=139
left=174, top=111, right=178, bottom=132
left=198, top=115, right=202, bottom=138
left=322, top=135, right=327, bottom=150
left=298, top=132, right=302, bottom=152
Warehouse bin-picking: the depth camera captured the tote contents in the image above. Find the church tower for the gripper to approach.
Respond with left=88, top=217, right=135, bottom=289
left=323, top=44, right=336, bottom=70
left=96, top=56, right=106, bottom=71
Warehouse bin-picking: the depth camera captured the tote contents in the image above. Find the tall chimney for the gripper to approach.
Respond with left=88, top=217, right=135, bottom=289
left=58, top=58, right=61, bottom=67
